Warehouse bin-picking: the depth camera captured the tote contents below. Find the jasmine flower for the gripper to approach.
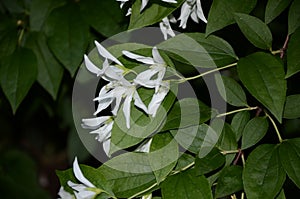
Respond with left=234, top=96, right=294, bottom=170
left=159, top=17, right=176, bottom=40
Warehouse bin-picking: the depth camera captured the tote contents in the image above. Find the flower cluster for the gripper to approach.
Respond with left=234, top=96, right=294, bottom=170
left=116, top=0, right=207, bottom=39
left=82, top=41, right=170, bottom=156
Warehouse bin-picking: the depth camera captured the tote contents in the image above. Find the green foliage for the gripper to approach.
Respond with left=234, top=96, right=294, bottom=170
left=286, top=27, right=300, bottom=78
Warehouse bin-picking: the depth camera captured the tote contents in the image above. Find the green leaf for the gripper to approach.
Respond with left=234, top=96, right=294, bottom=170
left=283, top=94, right=300, bottom=119
left=161, top=98, right=214, bottom=131
left=173, top=153, right=194, bottom=172
left=217, top=123, right=237, bottom=165
left=25, top=32, right=63, bottom=99
left=288, top=0, right=300, bottom=35
left=243, top=144, right=286, bottom=199
left=0, top=17, right=17, bottom=58
left=98, top=153, right=156, bottom=198
left=0, top=48, right=37, bottom=113
left=279, top=138, right=300, bottom=188
left=215, top=165, right=243, bottom=198
left=1, top=0, right=24, bottom=13
left=286, top=28, right=300, bottom=78
left=29, top=0, right=65, bottom=31
left=45, top=3, right=89, bottom=76
left=231, top=111, right=250, bottom=141
left=171, top=124, right=219, bottom=158
left=241, top=117, right=269, bottom=150
left=206, top=0, right=257, bottom=36
left=79, top=0, right=128, bottom=37
left=195, top=147, right=225, bottom=176
left=215, top=75, right=247, bottom=107
left=161, top=169, right=212, bottom=199
left=276, top=189, right=286, bottom=199
left=265, top=0, right=292, bottom=24
left=110, top=83, right=177, bottom=155
left=234, top=13, right=273, bottom=50
left=129, top=0, right=184, bottom=29
left=149, top=132, right=178, bottom=184
left=237, top=52, right=286, bottom=122
left=158, top=33, right=238, bottom=68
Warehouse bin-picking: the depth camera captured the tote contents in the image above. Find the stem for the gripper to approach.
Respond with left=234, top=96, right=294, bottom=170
left=171, top=162, right=195, bottom=175
left=221, top=149, right=240, bottom=155
left=241, top=153, right=246, bottom=167
left=18, top=28, right=25, bottom=46
left=177, top=62, right=237, bottom=83
left=233, top=149, right=242, bottom=165
left=216, top=106, right=258, bottom=118
left=128, top=183, right=158, bottom=199
left=271, top=50, right=281, bottom=55
left=265, top=112, right=283, bottom=143
left=280, top=34, right=289, bottom=59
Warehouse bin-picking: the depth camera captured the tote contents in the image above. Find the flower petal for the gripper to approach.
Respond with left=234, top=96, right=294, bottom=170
left=103, top=138, right=111, bottom=156
left=58, top=186, right=73, bottom=199
left=90, top=120, right=113, bottom=142
left=136, top=138, right=152, bottom=153
left=95, top=41, right=123, bottom=66
left=133, top=91, right=148, bottom=114
left=73, top=157, right=95, bottom=188
left=178, top=2, right=192, bottom=29
left=162, top=0, right=177, bottom=3
left=81, top=116, right=111, bottom=129
left=148, top=82, right=170, bottom=117
left=123, top=93, right=133, bottom=129
left=84, top=55, right=101, bottom=75
left=140, top=0, right=149, bottom=11
left=196, top=0, right=207, bottom=23
left=152, top=47, right=165, bottom=64
left=122, top=50, right=155, bottom=65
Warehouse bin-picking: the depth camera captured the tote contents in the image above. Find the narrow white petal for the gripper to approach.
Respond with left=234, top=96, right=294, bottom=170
left=159, top=21, right=168, bottom=40
left=111, top=86, right=127, bottom=115
left=162, top=0, right=177, bottom=3
left=103, top=138, right=111, bottom=156
left=152, top=47, right=165, bottom=64
left=73, top=157, right=95, bottom=188
left=178, top=2, right=192, bottom=29
left=74, top=190, right=95, bottom=199
left=123, top=93, right=133, bottom=129
left=94, top=97, right=114, bottom=116
left=134, top=68, right=158, bottom=85
left=126, top=8, right=132, bottom=16
left=190, top=8, right=199, bottom=23
left=58, top=186, right=73, bottom=199
left=140, top=0, right=149, bottom=11
left=136, top=138, right=152, bottom=153
left=81, top=116, right=111, bottom=129
left=122, top=50, right=155, bottom=65
left=148, top=82, right=170, bottom=117
left=67, top=181, right=86, bottom=192
left=90, top=121, right=113, bottom=142
left=142, top=193, right=153, bottom=199
left=133, top=91, right=148, bottom=114
left=196, top=0, right=207, bottom=23
left=94, top=41, right=123, bottom=66
left=84, top=55, right=101, bottom=75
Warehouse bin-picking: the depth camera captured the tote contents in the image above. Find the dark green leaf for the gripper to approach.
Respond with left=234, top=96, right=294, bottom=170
left=173, top=153, right=194, bottom=172
left=161, top=98, right=214, bottom=131
left=215, top=75, right=247, bottom=107
left=0, top=17, right=18, bottom=58
left=149, top=132, right=178, bottom=183
left=25, top=32, right=63, bottom=99
left=161, top=169, right=212, bottom=199
left=279, top=138, right=300, bottom=188
left=30, top=0, right=65, bottom=31
left=283, top=94, right=300, bottom=119
left=288, top=0, right=300, bottom=35
left=171, top=124, right=219, bottom=157
left=1, top=0, right=24, bottom=13
left=215, top=165, right=243, bottom=198
left=286, top=28, right=300, bottom=78
left=206, top=0, right=257, bottom=36
left=243, top=144, right=286, bottom=199
left=0, top=48, right=37, bottom=113
left=241, top=117, right=269, bottom=150
left=265, top=0, right=292, bottom=24
left=45, top=3, right=89, bottom=76
left=237, top=52, right=286, bottom=122
left=195, top=147, right=225, bottom=176
left=158, top=33, right=238, bottom=68
left=234, top=13, right=273, bottom=50
left=79, top=0, right=128, bottom=37
left=129, top=0, right=184, bottom=29
left=231, top=111, right=251, bottom=141
left=276, top=189, right=286, bottom=199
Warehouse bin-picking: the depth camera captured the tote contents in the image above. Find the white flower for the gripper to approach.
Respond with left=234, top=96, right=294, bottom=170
left=116, top=0, right=129, bottom=8
left=142, top=193, right=152, bottom=199
left=58, top=186, right=74, bottom=199
left=159, top=17, right=176, bottom=40
left=178, top=0, right=207, bottom=29
left=148, top=81, right=170, bottom=117
left=122, top=47, right=166, bottom=92
left=126, top=8, right=132, bottom=16
left=141, top=0, right=178, bottom=12
left=67, top=157, right=99, bottom=199
left=135, top=138, right=152, bottom=153
left=84, top=41, right=124, bottom=81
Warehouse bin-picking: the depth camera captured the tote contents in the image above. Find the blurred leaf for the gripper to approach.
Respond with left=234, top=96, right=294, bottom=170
left=283, top=94, right=300, bottom=119
left=79, top=0, right=128, bottom=37
left=279, top=138, right=300, bottom=188
left=161, top=169, right=212, bottom=199
left=1, top=0, right=24, bottom=13
left=26, top=32, right=63, bottom=99
left=234, top=13, right=273, bottom=50
left=0, top=150, right=50, bottom=199
left=237, top=52, right=286, bottom=123
left=288, top=0, right=300, bottom=35
left=216, top=75, right=247, bottom=107
left=30, top=0, right=65, bottom=31
left=0, top=17, right=18, bottom=58
left=265, top=0, right=292, bottom=24
left=161, top=98, right=214, bottom=131
left=215, top=165, right=243, bottom=198
left=129, top=0, right=184, bottom=29
left=158, top=33, right=238, bottom=68
left=206, top=0, right=257, bottom=36
left=149, top=132, right=178, bottom=184
left=241, top=117, right=269, bottom=150
left=286, top=28, right=300, bottom=78
left=0, top=47, right=37, bottom=113
left=195, top=147, right=225, bottom=176
left=45, top=3, right=89, bottom=76
left=276, top=189, right=286, bottom=199
left=231, top=111, right=250, bottom=141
